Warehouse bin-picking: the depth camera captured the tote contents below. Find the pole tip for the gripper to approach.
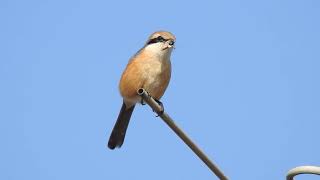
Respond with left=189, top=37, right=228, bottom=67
left=137, top=88, right=145, bottom=95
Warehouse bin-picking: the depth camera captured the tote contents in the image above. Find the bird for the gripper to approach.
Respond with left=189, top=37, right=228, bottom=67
left=108, top=31, right=176, bottom=150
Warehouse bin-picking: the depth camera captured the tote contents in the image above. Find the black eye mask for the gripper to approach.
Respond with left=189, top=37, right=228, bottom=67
left=147, top=36, right=167, bottom=45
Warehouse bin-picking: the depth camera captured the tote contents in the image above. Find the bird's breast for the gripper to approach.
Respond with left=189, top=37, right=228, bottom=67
left=144, top=58, right=171, bottom=95
left=119, top=50, right=172, bottom=103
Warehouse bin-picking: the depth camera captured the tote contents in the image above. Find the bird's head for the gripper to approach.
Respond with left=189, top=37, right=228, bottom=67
left=144, top=31, right=176, bottom=54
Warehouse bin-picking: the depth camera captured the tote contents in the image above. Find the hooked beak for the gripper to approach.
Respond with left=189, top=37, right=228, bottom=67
left=164, top=40, right=175, bottom=50
left=168, top=40, right=175, bottom=48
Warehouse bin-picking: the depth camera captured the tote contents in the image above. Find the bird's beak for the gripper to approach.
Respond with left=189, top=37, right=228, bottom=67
left=162, top=40, right=175, bottom=50
left=167, top=40, right=175, bottom=49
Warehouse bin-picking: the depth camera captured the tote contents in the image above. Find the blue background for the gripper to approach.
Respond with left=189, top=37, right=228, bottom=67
left=1, top=0, right=320, bottom=179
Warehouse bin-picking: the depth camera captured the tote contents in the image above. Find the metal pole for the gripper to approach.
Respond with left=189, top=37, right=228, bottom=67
left=137, top=88, right=228, bottom=180
left=287, top=166, right=320, bottom=180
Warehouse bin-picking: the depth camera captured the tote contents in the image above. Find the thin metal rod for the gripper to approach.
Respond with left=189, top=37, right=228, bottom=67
left=287, top=166, right=320, bottom=180
left=137, top=88, right=228, bottom=180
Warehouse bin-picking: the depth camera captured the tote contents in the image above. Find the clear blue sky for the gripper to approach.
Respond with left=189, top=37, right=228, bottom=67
left=1, top=0, right=320, bottom=179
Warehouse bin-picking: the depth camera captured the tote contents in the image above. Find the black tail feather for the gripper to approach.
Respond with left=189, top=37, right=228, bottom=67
left=108, top=102, right=135, bottom=149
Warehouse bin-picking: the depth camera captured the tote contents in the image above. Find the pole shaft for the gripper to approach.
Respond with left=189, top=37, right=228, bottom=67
left=138, top=89, right=228, bottom=180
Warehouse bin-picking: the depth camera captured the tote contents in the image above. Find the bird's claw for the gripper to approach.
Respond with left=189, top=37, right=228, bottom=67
left=141, top=90, right=151, bottom=105
left=143, top=90, right=164, bottom=116
left=140, top=99, right=146, bottom=105
left=154, top=99, right=164, bottom=116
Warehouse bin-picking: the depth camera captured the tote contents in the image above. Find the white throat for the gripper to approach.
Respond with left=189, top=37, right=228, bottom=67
left=144, top=43, right=173, bottom=60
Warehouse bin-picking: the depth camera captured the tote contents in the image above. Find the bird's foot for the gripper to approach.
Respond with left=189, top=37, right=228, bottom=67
left=154, top=99, right=164, bottom=116
left=140, top=90, right=152, bottom=105
left=140, top=99, right=146, bottom=105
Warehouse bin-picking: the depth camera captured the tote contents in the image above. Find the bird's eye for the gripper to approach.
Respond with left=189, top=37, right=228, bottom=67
left=157, top=36, right=165, bottom=42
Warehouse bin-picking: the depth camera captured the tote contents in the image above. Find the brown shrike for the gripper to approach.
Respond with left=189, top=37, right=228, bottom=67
left=108, top=31, right=176, bottom=149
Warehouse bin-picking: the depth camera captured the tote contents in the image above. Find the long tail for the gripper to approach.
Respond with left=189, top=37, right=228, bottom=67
left=108, top=102, right=135, bottom=150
